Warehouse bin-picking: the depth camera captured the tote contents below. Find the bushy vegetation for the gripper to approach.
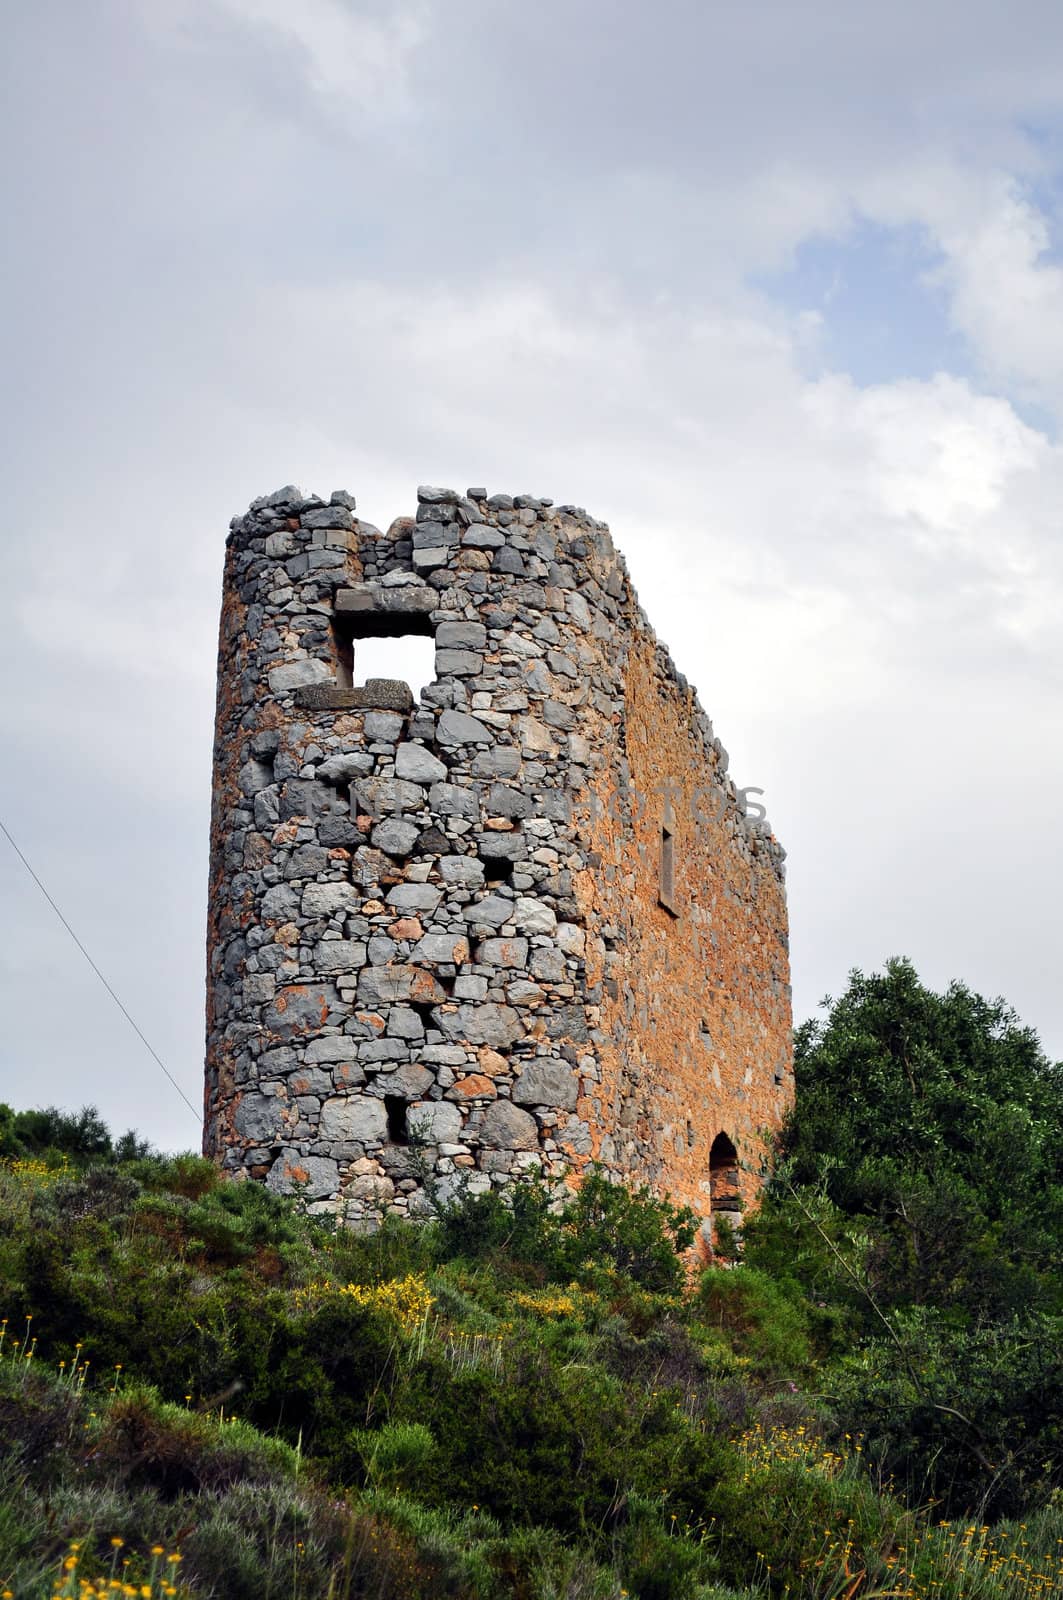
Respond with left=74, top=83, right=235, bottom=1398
left=1, top=958, right=1061, bottom=1598
left=748, top=957, right=1063, bottom=1520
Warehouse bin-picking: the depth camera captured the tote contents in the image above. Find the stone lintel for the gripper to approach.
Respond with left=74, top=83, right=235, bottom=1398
left=335, top=586, right=436, bottom=618
left=293, top=679, right=414, bottom=712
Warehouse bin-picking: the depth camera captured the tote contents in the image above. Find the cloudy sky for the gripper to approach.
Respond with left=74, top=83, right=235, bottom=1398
left=2, top=0, right=1062, bottom=1150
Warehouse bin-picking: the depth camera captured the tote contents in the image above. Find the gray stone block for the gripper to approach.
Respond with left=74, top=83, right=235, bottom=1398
left=262, top=885, right=300, bottom=921
left=429, top=784, right=479, bottom=820
left=354, top=776, right=425, bottom=816
left=386, top=1005, right=424, bottom=1039
left=372, top=1062, right=433, bottom=1099
left=320, top=1094, right=387, bottom=1143
left=268, top=659, right=331, bottom=693
left=487, top=785, right=532, bottom=819
left=263, top=984, right=340, bottom=1038
left=301, top=882, right=360, bottom=919
left=477, top=937, right=529, bottom=967
left=372, top=817, right=420, bottom=856
left=395, top=743, right=448, bottom=784
left=435, top=649, right=483, bottom=676
left=267, top=1152, right=339, bottom=1199
left=412, top=931, right=471, bottom=963
left=437, top=855, right=485, bottom=888
left=314, top=940, right=368, bottom=974
left=460, top=895, right=512, bottom=928
left=364, top=711, right=404, bottom=741
left=511, top=1060, right=578, bottom=1109
left=357, top=966, right=445, bottom=1005
left=512, top=897, right=557, bottom=934
left=417, top=485, right=460, bottom=504
left=436, top=621, right=488, bottom=650
left=409, top=1101, right=463, bottom=1144
left=479, top=1100, right=538, bottom=1150
left=386, top=882, right=443, bottom=915
left=234, top=1092, right=284, bottom=1142
left=435, top=1003, right=522, bottom=1047
left=437, top=709, right=492, bottom=746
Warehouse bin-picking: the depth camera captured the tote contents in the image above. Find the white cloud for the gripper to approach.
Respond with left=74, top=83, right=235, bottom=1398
left=145, top=0, right=430, bottom=111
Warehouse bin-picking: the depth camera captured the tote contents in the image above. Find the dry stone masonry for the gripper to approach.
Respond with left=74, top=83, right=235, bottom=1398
left=205, top=482, right=792, bottom=1237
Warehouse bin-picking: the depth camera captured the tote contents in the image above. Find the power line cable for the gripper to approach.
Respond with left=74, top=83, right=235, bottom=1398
left=0, top=816, right=201, bottom=1126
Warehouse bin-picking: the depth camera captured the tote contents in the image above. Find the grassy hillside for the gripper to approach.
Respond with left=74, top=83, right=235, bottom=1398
left=1, top=962, right=1061, bottom=1599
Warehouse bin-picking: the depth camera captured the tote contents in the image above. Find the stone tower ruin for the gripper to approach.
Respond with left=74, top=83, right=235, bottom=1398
left=205, top=482, right=792, bottom=1236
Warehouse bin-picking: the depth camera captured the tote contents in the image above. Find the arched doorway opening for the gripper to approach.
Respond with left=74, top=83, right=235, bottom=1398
left=708, top=1132, right=742, bottom=1253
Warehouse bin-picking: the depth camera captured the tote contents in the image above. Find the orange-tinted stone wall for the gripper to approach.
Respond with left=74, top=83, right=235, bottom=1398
left=571, top=635, right=791, bottom=1226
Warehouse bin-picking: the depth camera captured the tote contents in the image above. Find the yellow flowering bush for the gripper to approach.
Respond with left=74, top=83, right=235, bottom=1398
left=44, top=1540, right=187, bottom=1599
left=294, top=1273, right=434, bottom=1333
left=512, top=1288, right=578, bottom=1318
left=735, top=1421, right=848, bottom=1483
left=1, top=1156, right=68, bottom=1184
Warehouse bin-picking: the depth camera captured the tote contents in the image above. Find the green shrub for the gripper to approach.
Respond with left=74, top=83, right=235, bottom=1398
left=696, top=1267, right=811, bottom=1378
left=350, top=1420, right=437, bottom=1493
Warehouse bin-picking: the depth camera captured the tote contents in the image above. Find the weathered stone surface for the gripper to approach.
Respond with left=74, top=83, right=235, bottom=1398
left=556, top=923, right=585, bottom=955
left=314, top=940, right=368, bottom=974
left=319, top=1094, right=388, bottom=1142
left=386, top=882, right=443, bottom=915
left=395, top=743, right=448, bottom=784
left=417, top=484, right=460, bottom=504
left=301, top=882, right=360, bottom=919
left=355, top=776, right=425, bottom=816
left=430, top=784, right=479, bottom=820
left=511, top=897, right=557, bottom=934
left=479, top=1100, right=539, bottom=1150
left=511, top=1060, right=579, bottom=1109
left=371, top=1062, right=434, bottom=1099
left=357, top=965, right=442, bottom=1005
left=435, top=1003, right=523, bottom=1047
left=372, top=817, right=420, bottom=856
left=268, top=659, right=331, bottom=693
left=436, top=621, right=487, bottom=650
left=262, top=985, right=339, bottom=1039
left=267, top=1152, right=339, bottom=1199
left=530, top=947, right=566, bottom=982
left=438, top=856, right=485, bottom=888
left=317, top=752, right=374, bottom=784
left=412, top=931, right=470, bottom=964
left=233, top=1092, right=284, bottom=1142
left=304, top=1036, right=363, bottom=1064
left=335, top=584, right=435, bottom=617
left=437, top=709, right=492, bottom=746
left=435, top=649, right=482, bottom=676
left=449, top=1073, right=497, bottom=1100
left=262, top=885, right=300, bottom=921
left=294, top=681, right=414, bottom=712
left=460, top=895, right=512, bottom=928
left=408, top=1100, right=463, bottom=1144
left=477, top=937, right=529, bottom=967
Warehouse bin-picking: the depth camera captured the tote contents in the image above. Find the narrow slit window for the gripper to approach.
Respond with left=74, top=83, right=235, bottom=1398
left=385, top=1095, right=409, bottom=1145
left=659, top=823, right=676, bottom=912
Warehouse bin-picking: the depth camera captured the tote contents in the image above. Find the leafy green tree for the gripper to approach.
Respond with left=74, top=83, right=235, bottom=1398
left=746, top=959, right=1063, bottom=1515
left=781, top=958, right=1063, bottom=1314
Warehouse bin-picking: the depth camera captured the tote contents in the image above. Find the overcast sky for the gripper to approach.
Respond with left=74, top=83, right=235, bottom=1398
left=2, top=0, right=1062, bottom=1151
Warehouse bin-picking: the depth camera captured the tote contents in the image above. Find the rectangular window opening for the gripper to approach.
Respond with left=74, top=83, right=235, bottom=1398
left=332, top=609, right=437, bottom=700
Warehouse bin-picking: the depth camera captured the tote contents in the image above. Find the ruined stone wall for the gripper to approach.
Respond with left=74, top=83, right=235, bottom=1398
left=205, top=482, right=791, bottom=1233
